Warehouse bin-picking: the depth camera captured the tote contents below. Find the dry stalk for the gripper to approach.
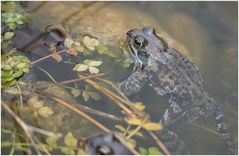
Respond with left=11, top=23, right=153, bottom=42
left=2, top=101, right=43, bottom=155
left=59, top=73, right=105, bottom=85
left=31, top=49, right=67, bottom=65
left=78, top=74, right=134, bottom=117
left=148, top=131, right=171, bottom=155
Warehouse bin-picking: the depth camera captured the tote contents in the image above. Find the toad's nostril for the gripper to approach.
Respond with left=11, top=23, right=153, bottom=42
left=127, top=30, right=134, bottom=37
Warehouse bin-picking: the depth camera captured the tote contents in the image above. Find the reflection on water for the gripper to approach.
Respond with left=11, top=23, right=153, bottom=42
left=3, top=1, right=238, bottom=154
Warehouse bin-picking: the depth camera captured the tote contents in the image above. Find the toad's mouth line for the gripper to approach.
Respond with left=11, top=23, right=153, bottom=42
left=126, top=35, right=145, bottom=72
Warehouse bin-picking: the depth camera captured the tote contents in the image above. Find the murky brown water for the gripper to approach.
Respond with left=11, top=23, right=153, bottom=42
left=2, top=1, right=237, bottom=155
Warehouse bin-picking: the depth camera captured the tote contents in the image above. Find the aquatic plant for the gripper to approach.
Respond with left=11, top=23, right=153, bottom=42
left=2, top=12, right=25, bottom=30
left=1, top=50, right=31, bottom=88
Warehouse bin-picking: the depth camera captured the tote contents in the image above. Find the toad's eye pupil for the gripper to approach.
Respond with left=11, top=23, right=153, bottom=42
left=134, top=36, right=147, bottom=48
left=135, top=39, right=141, bottom=46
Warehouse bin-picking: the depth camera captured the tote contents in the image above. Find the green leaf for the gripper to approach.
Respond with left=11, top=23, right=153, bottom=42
left=132, top=102, right=145, bottom=111
left=83, top=36, right=99, bottom=51
left=32, top=101, right=44, bottom=109
left=46, top=135, right=58, bottom=148
left=77, top=148, right=86, bottom=155
left=88, top=60, right=102, bottom=67
left=89, top=91, right=101, bottom=101
left=3, top=32, right=14, bottom=40
left=96, top=45, right=118, bottom=58
left=122, top=58, right=133, bottom=68
left=16, top=62, right=27, bottom=69
left=128, top=130, right=144, bottom=137
left=2, top=70, right=13, bottom=78
left=115, top=125, right=126, bottom=132
left=88, top=66, right=99, bottom=74
left=27, top=96, right=39, bottom=106
left=125, top=117, right=142, bottom=125
left=64, top=37, right=74, bottom=48
left=73, top=64, right=88, bottom=72
left=148, top=147, right=162, bottom=155
left=126, top=138, right=136, bottom=149
left=71, top=89, right=81, bottom=97
left=64, top=132, right=77, bottom=148
left=38, top=106, right=54, bottom=118
left=142, top=122, right=163, bottom=131
left=82, top=90, right=90, bottom=101
left=61, top=146, right=75, bottom=155
left=138, top=147, right=148, bottom=155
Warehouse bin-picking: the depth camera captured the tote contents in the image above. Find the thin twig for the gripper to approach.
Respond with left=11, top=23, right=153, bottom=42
left=114, top=132, right=140, bottom=155
left=148, top=131, right=171, bottom=155
left=31, top=49, right=67, bottom=66
left=27, top=125, right=62, bottom=138
left=78, top=74, right=135, bottom=117
left=2, top=102, right=42, bottom=155
left=59, top=73, right=105, bottom=85
left=37, top=67, right=57, bottom=83
left=94, top=76, right=130, bottom=102
left=16, top=83, right=23, bottom=108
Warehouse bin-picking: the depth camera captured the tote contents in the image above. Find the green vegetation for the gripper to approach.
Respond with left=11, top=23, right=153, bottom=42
left=1, top=50, right=31, bottom=88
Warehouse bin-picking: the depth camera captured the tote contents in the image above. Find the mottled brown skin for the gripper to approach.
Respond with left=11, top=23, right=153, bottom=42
left=119, top=27, right=236, bottom=154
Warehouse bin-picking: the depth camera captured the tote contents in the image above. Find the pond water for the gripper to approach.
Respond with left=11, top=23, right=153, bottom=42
left=2, top=1, right=237, bottom=155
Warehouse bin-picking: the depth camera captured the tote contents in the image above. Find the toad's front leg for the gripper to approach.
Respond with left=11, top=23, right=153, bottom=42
left=118, top=69, right=148, bottom=96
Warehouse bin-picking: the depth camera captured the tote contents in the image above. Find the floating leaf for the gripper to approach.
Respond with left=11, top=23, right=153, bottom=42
left=64, top=132, right=77, bottom=148
left=52, top=53, right=63, bottom=62
left=138, top=147, right=148, bottom=155
left=64, top=37, right=74, bottom=49
left=46, top=135, right=58, bottom=148
left=96, top=45, right=117, bottom=58
left=77, top=148, right=86, bottom=155
left=61, top=146, right=75, bottom=155
left=83, top=36, right=99, bottom=51
left=142, top=122, right=163, bottom=131
left=126, top=138, right=136, bottom=149
left=148, top=147, right=162, bottom=155
left=125, top=117, right=142, bottom=125
left=89, top=66, right=99, bottom=74
left=3, top=32, right=14, bottom=40
left=73, top=64, right=88, bottom=72
left=38, top=106, right=54, bottom=118
left=82, top=90, right=90, bottom=101
left=71, top=89, right=81, bottom=97
left=88, top=60, right=102, bottom=67
left=132, top=102, right=145, bottom=111
left=27, top=96, right=39, bottom=106
left=122, top=58, right=133, bottom=68
left=115, top=125, right=126, bottom=132
left=32, top=101, right=44, bottom=109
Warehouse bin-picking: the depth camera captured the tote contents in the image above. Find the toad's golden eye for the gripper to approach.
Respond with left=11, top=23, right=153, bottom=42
left=134, top=35, right=147, bottom=48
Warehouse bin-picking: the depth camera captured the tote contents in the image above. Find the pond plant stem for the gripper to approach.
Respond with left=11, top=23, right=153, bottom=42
left=2, top=102, right=47, bottom=155
left=31, top=49, right=67, bottom=66
left=148, top=131, right=171, bottom=155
